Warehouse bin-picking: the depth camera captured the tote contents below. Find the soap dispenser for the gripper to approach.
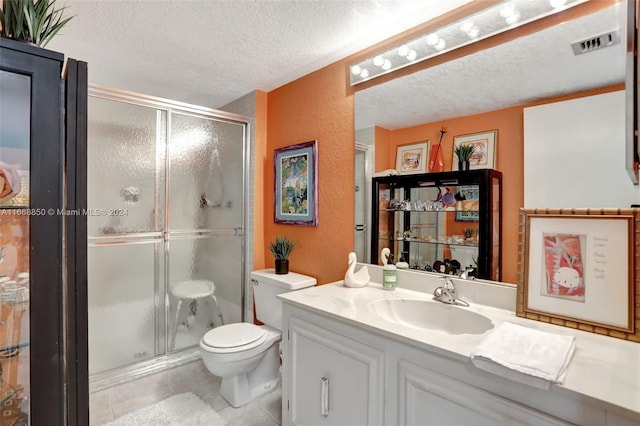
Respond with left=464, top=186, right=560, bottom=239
left=382, top=251, right=397, bottom=291
left=396, top=252, right=409, bottom=269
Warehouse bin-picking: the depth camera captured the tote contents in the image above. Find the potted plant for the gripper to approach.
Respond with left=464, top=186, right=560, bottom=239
left=454, top=144, right=477, bottom=171
left=0, top=0, right=74, bottom=47
left=269, top=235, right=295, bottom=274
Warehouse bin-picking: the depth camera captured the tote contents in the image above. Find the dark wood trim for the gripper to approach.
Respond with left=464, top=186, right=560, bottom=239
left=64, top=58, right=89, bottom=426
left=1, top=43, right=64, bottom=425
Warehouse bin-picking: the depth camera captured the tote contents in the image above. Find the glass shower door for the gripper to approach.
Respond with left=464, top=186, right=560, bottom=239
left=87, top=96, right=167, bottom=375
left=86, top=90, right=248, bottom=374
left=168, top=112, right=245, bottom=352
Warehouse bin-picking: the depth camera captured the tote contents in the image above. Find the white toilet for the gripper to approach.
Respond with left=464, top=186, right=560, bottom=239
left=199, top=268, right=316, bottom=407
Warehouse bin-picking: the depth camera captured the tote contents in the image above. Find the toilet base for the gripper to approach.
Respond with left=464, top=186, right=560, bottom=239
left=219, top=343, right=280, bottom=407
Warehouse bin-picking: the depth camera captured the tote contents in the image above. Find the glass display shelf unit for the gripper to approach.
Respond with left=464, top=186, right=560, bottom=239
left=371, top=169, right=501, bottom=281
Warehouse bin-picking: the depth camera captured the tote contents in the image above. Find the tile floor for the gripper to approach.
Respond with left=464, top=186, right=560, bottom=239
left=90, top=360, right=282, bottom=426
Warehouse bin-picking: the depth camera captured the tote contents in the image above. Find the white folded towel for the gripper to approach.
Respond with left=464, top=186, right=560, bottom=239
left=470, top=322, right=576, bottom=390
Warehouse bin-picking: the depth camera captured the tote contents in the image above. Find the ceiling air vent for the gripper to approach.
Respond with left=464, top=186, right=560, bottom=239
left=571, top=30, right=620, bottom=56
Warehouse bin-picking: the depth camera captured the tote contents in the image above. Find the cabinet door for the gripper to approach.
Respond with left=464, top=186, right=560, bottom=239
left=286, top=316, right=384, bottom=426
left=397, top=360, right=570, bottom=426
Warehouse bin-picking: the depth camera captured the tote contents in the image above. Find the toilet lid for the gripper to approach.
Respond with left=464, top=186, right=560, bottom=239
left=202, top=323, right=266, bottom=349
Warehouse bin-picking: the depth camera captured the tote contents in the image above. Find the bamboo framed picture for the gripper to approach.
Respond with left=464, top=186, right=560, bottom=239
left=517, top=208, right=639, bottom=342
left=274, top=140, right=318, bottom=226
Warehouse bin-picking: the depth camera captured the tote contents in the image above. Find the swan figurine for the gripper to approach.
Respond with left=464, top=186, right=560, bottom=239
left=381, top=247, right=391, bottom=265
left=344, top=252, right=370, bottom=288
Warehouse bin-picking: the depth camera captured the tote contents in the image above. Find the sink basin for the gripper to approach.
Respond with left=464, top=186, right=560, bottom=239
left=368, top=299, right=494, bottom=335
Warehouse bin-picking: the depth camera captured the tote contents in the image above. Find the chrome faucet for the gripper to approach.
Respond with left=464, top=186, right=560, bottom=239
left=433, top=276, right=456, bottom=304
left=433, top=276, right=469, bottom=307
left=459, top=267, right=475, bottom=280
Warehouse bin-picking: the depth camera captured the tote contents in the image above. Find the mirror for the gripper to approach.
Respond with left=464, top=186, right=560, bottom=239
left=355, top=1, right=637, bottom=284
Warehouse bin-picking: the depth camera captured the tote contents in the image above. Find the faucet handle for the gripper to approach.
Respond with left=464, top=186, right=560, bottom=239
left=459, top=267, right=475, bottom=280
left=440, top=276, right=455, bottom=293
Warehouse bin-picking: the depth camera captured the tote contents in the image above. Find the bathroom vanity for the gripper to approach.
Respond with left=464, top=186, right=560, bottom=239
left=279, top=267, right=640, bottom=426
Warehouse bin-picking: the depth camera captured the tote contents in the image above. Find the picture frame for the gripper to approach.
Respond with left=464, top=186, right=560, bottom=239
left=274, top=140, right=318, bottom=226
left=395, top=141, right=430, bottom=174
left=452, top=130, right=497, bottom=170
left=455, top=185, right=479, bottom=222
left=517, top=208, right=639, bottom=342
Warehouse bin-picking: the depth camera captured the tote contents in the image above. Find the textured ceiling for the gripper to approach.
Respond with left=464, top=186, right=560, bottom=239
left=47, top=0, right=471, bottom=109
left=355, top=2, right=627, bottom=130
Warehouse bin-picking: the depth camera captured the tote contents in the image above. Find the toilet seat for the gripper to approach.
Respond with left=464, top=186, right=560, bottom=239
left=201, top=323, right=268, bottom=353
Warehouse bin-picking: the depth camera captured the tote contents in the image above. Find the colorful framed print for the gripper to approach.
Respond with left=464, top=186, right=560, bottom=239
left=455, top=185, right=480, bottom=222
left=274, top=140, right=318, bottom=226
left=517, top=208, right=639, bottom=342
left=395, top=141, right=430, bottom=175
left=452, top=130, right=497, bottom=170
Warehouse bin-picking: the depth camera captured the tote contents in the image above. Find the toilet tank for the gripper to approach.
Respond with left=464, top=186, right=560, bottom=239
left=251, top=269, right=316, bottom=331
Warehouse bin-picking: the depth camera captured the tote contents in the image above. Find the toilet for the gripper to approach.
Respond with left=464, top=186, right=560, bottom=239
left=199, top=268, right=316, bottom=407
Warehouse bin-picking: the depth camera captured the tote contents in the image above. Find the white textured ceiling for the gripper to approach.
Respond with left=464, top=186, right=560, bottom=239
left=47, top=0, right=471, bottom=109
left=356, top=2, right=627, bottom=130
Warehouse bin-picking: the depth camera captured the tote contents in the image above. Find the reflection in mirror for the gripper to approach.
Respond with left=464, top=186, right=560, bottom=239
left=354, top=142, right=372, bottom=263
left=355, top=1, right=638, bottom=284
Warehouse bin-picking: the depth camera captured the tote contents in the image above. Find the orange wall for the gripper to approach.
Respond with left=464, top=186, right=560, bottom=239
left=265, top=61, right=354, bottom=284
left=379, top=107, right=524, bottom=283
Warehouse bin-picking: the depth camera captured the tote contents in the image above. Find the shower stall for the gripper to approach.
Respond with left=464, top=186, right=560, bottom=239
left=86, top=86, right=249, bottom=383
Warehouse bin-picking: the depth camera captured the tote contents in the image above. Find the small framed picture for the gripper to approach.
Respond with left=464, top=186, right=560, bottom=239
left=452, top=130, right=497, bottom=170
left=395, top=141, right=430, bottom=174
left=274, top=140, right=318, bottom=226
left=517, top=208, right=639, bottom=341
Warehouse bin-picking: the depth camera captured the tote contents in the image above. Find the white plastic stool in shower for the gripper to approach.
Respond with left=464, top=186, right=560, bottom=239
left=170, top=279, right=224, bottom=350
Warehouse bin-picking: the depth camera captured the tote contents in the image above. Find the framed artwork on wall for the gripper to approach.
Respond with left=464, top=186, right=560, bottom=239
left=395, top=141, right=430, bottom=174
left=452, top=130, right=497, bottom=170
left=455, top=185, right=479, bottom=222
left=274, top=140, right=318, bottom=226
left=517, top=208, right=639, bottom=342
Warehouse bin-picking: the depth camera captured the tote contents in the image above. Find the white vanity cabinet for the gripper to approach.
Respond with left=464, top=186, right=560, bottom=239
left=282, top=315, right=385, bottom=425
left=396, top=360, right=568, bottom=426
left=281, top=301, right=638, bottom=426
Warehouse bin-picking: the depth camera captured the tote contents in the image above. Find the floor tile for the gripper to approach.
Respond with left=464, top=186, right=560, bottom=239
left=89, top=359, right=282, bottom=425
left=218, top=402, right=280, bottom=426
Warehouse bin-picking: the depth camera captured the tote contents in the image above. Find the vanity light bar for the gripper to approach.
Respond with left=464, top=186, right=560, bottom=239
left=349, top=0, right=588, bottom=86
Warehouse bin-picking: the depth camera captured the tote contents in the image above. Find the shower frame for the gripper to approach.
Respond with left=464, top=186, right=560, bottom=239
left=86, top=84, right=250, bottom=390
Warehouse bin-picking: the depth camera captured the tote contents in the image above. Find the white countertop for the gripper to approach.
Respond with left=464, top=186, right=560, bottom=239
left=279, top=265, right=640, bottom=419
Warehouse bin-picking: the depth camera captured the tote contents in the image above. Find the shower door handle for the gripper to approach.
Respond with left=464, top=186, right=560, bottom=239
left=354, top=224, right=367, bottom=231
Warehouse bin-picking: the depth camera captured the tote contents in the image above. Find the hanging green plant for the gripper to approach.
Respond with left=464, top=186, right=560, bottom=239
left=0, top=0, right=74, bottom=47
